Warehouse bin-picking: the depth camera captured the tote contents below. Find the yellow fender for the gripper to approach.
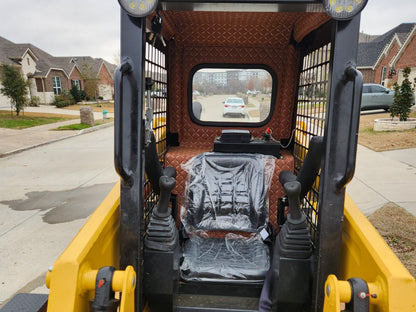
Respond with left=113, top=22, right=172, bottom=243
left=325, top=195, right=416, bottom=311
left=46, top=183, right=125, bottom=311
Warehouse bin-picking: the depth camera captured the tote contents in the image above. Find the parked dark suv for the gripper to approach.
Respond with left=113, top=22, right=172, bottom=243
left=361, top=83, right=394, bottom=111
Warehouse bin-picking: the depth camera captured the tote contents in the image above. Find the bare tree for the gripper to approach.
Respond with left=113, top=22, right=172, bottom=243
left=79, top=63, right=99, bottom=100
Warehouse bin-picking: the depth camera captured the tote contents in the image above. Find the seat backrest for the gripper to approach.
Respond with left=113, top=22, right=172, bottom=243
left=181, top=153, right=275, bottom=233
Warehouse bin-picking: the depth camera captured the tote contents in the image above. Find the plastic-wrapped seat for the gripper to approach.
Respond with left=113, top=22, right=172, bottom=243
left=180, top=153, right=275, bottom=282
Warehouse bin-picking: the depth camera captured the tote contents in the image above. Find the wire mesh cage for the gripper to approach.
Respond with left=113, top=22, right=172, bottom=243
left=295, top=43, right=331, bottom=244
left=143, top=42, right=168, bottom=226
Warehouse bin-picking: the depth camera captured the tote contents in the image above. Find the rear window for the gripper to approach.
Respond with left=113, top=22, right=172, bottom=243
left=189, top=65, right=276, bottom=126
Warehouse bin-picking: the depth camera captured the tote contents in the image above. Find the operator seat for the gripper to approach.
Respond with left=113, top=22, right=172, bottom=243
left=180, top=152, right=275, bottom=282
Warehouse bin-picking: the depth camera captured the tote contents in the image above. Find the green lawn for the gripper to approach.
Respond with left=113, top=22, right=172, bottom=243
left=55, top=123, right=92, bottom=130
left=0, top=111, right=77, bottom=129
left=55, top=118, right=114, bottom=130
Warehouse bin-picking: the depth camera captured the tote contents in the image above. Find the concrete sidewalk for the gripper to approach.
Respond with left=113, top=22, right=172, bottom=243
left=347, top=145, right=416, bottom=217
left=0, top=105, right=114, bottom=157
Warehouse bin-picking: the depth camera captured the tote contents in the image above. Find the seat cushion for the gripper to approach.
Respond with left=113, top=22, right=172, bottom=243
left=180, top=234, right=270, bottom=282
left=181, top=153, right=275, bottom=233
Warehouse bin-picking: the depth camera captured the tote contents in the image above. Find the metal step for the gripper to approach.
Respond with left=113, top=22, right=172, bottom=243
left=0, top=293, right=48, bottom=312
left=176, top=307, right=258, bottom=312
left=175, top=294, right=259, bottom=312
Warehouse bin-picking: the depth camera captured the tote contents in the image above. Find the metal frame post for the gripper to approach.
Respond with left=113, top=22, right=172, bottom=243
left=312, top=15, right=362, bottom=312
left=116, top=9, right=146, bottom=312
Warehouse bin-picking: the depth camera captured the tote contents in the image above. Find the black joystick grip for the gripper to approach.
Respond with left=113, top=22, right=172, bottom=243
left=283, top=180, right=302, bottom=220
left=155, top=176, right=176, bottom=218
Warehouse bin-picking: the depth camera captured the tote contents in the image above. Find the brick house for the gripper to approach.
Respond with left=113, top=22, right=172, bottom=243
left=68, top=64, right=84, bottom=91
left=357, top=23, right=416, bottom=89
left=0, top=36, right=116, bottom=106
left=71, top=56, right=116, bottom=101
left=0, top=37, right=38, bottom=106
left=390, top=25, right=416, bottom=86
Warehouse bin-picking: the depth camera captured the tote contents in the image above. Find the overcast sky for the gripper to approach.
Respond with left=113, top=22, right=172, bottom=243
left=0, top=0, right=415, bottom=65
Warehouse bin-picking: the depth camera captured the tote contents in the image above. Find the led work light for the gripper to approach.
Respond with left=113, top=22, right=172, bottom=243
left=323, top=0, right=368, bottom=21
left=118, top=0, right=158, bottom=17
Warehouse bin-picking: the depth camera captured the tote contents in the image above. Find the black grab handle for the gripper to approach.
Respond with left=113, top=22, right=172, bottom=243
left=336, top=66, right=363, bottom=190
left=114, top=57, right=137, bottom=184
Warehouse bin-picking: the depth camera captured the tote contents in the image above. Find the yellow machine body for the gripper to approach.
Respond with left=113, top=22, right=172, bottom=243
left=46, top=183, right=121, bottom=311
left=45, top=186, right=416, bottom=311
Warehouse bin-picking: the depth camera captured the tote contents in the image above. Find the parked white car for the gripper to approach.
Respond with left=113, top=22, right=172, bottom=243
left=247, top=90, right=260, bottom=95
left=223, top=97, right=246, bottom=118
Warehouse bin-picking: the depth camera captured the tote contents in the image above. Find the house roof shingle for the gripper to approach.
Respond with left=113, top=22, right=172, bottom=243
left=0, top=36, right=116, bottom=79
left=358, top=23, right=416, bottom=67
left=0, top=36, right=26, bottom=66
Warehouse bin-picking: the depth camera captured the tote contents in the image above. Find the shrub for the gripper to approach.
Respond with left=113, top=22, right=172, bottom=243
left=54, top=90, right=75, bottom=108
left=55, top=100, right=73, bottom=108
left=389, top=67, right=415, bottom=121
left=70, top=85, right=82, bottom=103
left=29, top=96, right=40, bottom=107
left=79, top=90, right=88, bottom=101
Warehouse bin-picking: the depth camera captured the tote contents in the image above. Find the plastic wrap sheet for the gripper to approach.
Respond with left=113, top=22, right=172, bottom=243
left=180, top=153, right=276, bottom=234
left=181, top=233, right=270, bottom=282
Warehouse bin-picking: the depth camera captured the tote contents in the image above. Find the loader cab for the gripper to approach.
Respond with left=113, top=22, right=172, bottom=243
left=114, top=1, right=367, bottom=310
left=36, top=1, right=416, bottom=311
left=115, top=1, right=365, bottom=311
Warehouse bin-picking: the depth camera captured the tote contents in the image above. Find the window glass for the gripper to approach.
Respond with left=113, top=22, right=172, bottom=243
left=190, top=67, right=275, bottom=124
left=381, top=66, right=386, bottom=86
left=72, top=79, right=81, bottom=90
left=371, top=85, right=385, bottom=93
left=52, top=76, right=62, bottom=95
left=362, top=85, right=370, bottom=93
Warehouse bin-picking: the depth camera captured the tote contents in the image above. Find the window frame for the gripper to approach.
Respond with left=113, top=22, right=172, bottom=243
left=72, top=79, right=81, bottom=90
left=381, top=66, right=387, bottom=86
left=52, top=76, right=62, bottom=95
left=188, top=63, right=277, bottom=127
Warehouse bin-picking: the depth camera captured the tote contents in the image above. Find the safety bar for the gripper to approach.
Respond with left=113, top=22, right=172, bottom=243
left=335, top=66, right=363, bottom=190
left=114, top=57, right=137, bottom=184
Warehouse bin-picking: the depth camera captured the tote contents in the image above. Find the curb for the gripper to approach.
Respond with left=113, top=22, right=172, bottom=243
left=0, top=122, right=114, bottom=158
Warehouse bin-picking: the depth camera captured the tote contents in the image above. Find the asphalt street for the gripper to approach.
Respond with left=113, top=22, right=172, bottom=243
left=0, top=125, right=118, bottom=306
